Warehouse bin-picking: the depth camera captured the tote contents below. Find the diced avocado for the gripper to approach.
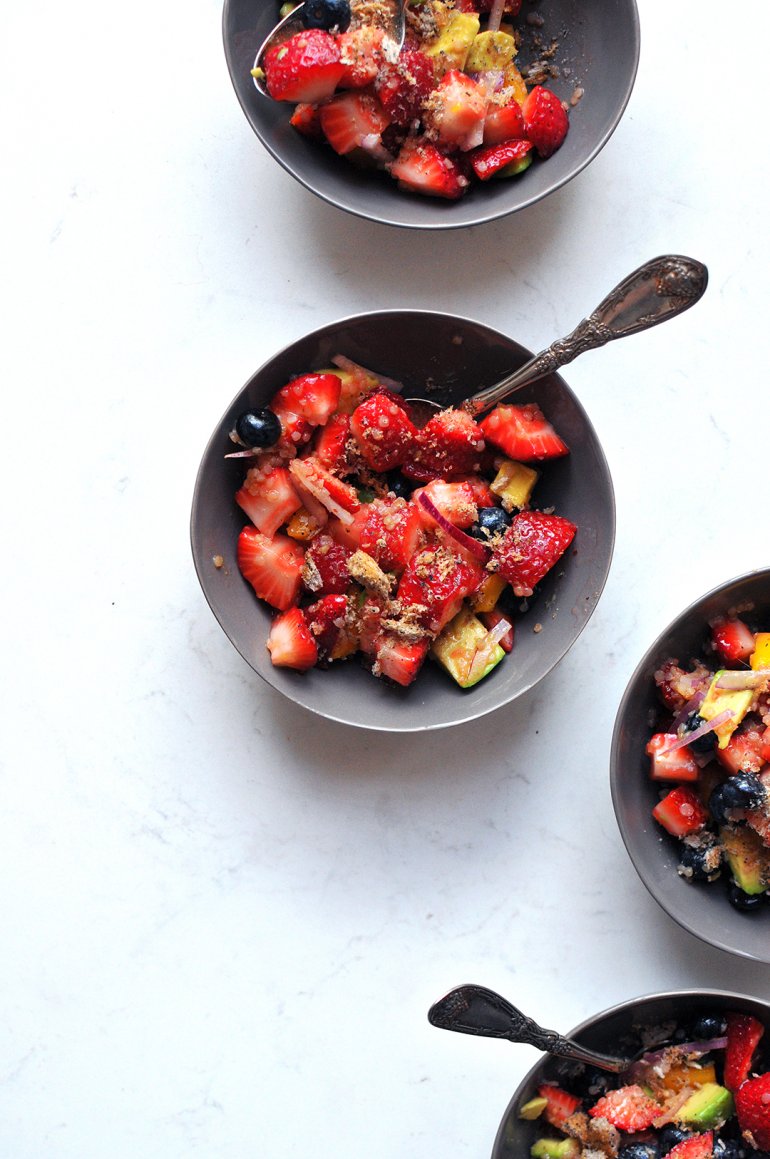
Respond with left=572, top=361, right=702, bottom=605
left=494, top=153, right=534, bottom=180
left=466, top=30, right=517, bottom=71
left=431, top=607, right=505, bottom=688
left=751, top=633, right=770, bottom=670
left=531, top=1140, right=580, bottom=1159
left=519, top=1096, right=548, bottom=1121
left=720, top=825, right=770, bottom=895
left=491, top=459, right=539, bottom=512
left=699, top=670, right=754, bottom=748
left=424, top=10, right=480, bottom=73
left=675, top=1082, right=734, bottom=1130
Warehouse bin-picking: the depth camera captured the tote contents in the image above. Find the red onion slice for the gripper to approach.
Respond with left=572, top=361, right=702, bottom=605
left=466, top=618, right=511, bottom=684
left=417, top=492, right=491, bottom=563
left=668, top=688, right=707, bottom=735
left=662, top=709, right=734, bottom=752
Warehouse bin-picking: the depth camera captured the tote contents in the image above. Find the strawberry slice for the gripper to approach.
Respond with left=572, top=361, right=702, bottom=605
left=319, top=90, right=391, bottom=157
left=480, top=403, right=569, bottom=461
left=375, top=49, right=436, bottom=125
left=390, top=138, right=469, bottom=199
left=289, top=457, right=361, bottom=520
left=359, top=498, right=424, bottom=574
left=735, top=1072, right=770, bottom=1149
left=237, top=526, right=305, bottom=611
left=646, top=734, right=700, bottom=783
left=301, top=533, right=352, bottom=596
left=588, top=1084, right=660, bottom=1132
left=483, top=100, right=525, bottom=145
left=397, top=545, right=484, bottom=633
left=404, top=409, right=486, bottom=482
left=652, top=786, right=709, bottom=837
left=423, top=69, right=488, bottom=151
left=266, top=606, right=318, bottom=670
left=289, top=101, right=322, bottom=138
left=305, top=593, right=354, bottom=663
left=537, top=1084, right=582, bottom=1129
left=716, top=724, right=770, bottom=776
left=350, top=392, right=418, bottom=472
left=271, top=373, right=342, bottom=427
left=314, top=411, right=351, bottom=471
left=522, top=85, right=569, bottom=158
left=264, top=29, right=345, bottom=103
left=710, top=617, right=756, bottom=664
left=373, top=634, right=430, bottom=686
left=236, top=466, right=302, bottom=539
left=337, top=25, right=386, bottom=89
left=470, top=138, right=533, bottom=180
left=273, top=406, right=315, bottom=455
left=492, top=510, right=576, bottom=597
left=412, top=480, right=478, bottom=529
left=665, top=1131, right=714, bottom=1159
left=724, top=1012, right=765, bottom=1090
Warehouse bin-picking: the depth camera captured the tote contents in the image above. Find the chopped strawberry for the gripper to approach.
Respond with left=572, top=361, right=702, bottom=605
left=483, top=100, right=525, bottom=146
left=423, top=69, right=488, bottom=151
left=289, top=101, right=323, bottom=137
left=357, top=596, right=386, bottom=656
left=397, top=545, right=484, bottom=633
left=390, top=138, right=469, bottom=199
left=314, top=411, right=352, bottom=471
left=460, top=475, right=496, bottom=507
left=266, top=607, right=318, bottom=671
left=716, top=723, right=769, bottom=776
left=412, top=480, right=479, bottom=529
left=236, top=466, right=302, bottom=539
left=375, top=49, right=436, bottom=125
left=470, top=138, right=533, bottom=180
left=724, top=1012, right=765, bottom=1090
left=735, top=1072, right=770, bottom=1149
left=273, top=406, right=315, bottom=454
left=522, top=85, right=569, bottom=158
left=350, top=392, right=418, bottom=472
left=481, top=607, right=514, bottom=651
left=337, top=25, right=386, bottom=88
left=237, top=526, right=305, bottom=611
left=588, top=1084, right=660, bottom=1132
left=289, top=456, right=361, bottom=520
left=327, top=509, right=367, bottom=551
left=665, top=1131, right=713, bottom=1159
left=652, top=786, right=709, bottom=837
left=480, top=403, right=570, bottom=461
left=710, top=617, right=756, bottom=664
left=264, top=29, right=345, bottom=103
left=646, top=734, right=700, bottom=783
left=537, top=1084, right=582, bottom=1129
left=359, top=498, right=425, bottom=574
left=374, top=634, right=430, bottom=686
left=271, top=372, right=342, bottom=426
left=319, top=90, right=391, bottom=157
left=404, top=408, right=486, bottom=482
left=304, top=593, right=352, bottom=663
left=492, top=510, right=576, bottom=597
left=302, top=533, right=352, bottom=596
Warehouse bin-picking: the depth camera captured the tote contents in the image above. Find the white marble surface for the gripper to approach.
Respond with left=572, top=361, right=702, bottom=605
left=3, top=0, right=770, bottom=1154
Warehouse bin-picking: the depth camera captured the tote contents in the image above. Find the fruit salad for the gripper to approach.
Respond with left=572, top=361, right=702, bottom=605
left=525, top=1009, right=770, bottom=1158
left=228, top=357, right=576, bottom=687
left=646, top=617, right=770, bottom=912
left=255, top=0, right=571, bottom=200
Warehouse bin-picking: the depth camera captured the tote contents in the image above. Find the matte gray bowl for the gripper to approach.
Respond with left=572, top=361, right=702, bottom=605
left=190, top=310, right=615, bottom=730
left=611, top=568, right=770, bottom=963
left=492, top=989, right=770, bottom=1158
left=222, top=0, right=640, bottom=229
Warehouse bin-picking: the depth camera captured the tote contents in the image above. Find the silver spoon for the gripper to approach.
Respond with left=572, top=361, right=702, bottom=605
left=407, top=254, right=708, bottom=424
left=252, top=0, right=406, bottom=98
left=428, top=984, right=642, bottom=1074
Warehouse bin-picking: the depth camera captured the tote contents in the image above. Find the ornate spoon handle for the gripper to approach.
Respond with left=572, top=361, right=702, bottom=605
left=428, top=984, right=631, bottom=1074
left=464, top=254, right=708, bottom=418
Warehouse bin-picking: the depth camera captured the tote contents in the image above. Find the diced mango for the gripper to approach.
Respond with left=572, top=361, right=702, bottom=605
left=662, top=1062, right=717, bottom=1092
left=470, top=572, right=507, bottom=613
left=424, top=11, right=480, bottom=74
left=491, top=459, right=539, bottom=511
left=500, top=61, right=529, bottom=106
left=286, top=509, right=322, bottom=541
left=751, top=633, right=770, bottom=671
left=466, top=30, right=517, bottom=72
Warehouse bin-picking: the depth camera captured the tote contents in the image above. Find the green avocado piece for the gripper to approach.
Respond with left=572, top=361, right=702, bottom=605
left=531, top=1140, right=580, bottom=1159
left=721, top=825, right=770, bottom=895
left=675, top=1082, right=734, bottom=1130
left=431, top=608, right=505, bottom=688
left=699, top=670, right=754, bottom=747
left=519, top=1096, right=548, bottom=1120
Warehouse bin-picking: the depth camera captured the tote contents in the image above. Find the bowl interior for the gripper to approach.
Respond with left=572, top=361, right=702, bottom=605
left=611, top=568, right=770, bottom=962
left=191, top=310, right=615, bottom=730
left=493, top=989, right=770, bottom=1158
left=222, top=0, right=640, bottom=228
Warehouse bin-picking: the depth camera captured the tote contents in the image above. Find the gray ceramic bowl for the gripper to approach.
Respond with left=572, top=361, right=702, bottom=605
left=492, top=989, right=770, bottom=1158
left=222, top=0, right=640, bottom=229
left=190, top=310, right=615, bottom=730
left=611, top=568, right=770, bottom=963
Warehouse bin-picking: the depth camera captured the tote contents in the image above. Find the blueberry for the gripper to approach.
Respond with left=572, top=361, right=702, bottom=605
left=714, top=1139, right=747, bottom=1158
left=619, top=1143, right=659, bottom=1159
left=692, top=1015, right=727, bottom=1039
left=658, top=1126, right=690, bottom=1152
left=728, top=884, right=765, bottom=912
left=234, top=408, right=282, bottom=449
left=684, top=712, right=716, bottom=754
left=386, top=471, right=412, bottom=499
left=302, top=0, right=351, bottom=31
left=678, top=840, right=721, bottom=882
left=469, top=506, right=512, bottom=542
left=726, top=772, right=766, bottom=809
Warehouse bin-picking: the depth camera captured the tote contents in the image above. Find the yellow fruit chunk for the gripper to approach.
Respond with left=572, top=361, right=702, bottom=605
left=424, top=11, right=480, bottom=74
left=519, top=1096, right=548, bottom=1120
left=661, top=1062, right=717, bottom=1092
left=491, top=459, right=539, bottom=511
left=286, top=509, right=322, bottom=541
left=699, top=670, right=754, bottom=747
left=316, top=367, right=376, bottom=413
left=500, top=61, right=529, bottom=106
left=751, top=633, right=770, bottom=670
left=470, top=572, right=507, bottom=614
left=466, top=30, right=517, bottom=72
left=431, top=607, right=505, bottom=687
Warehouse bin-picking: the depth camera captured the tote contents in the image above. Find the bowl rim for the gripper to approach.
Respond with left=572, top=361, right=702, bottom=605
left=190, top=307, right=616, bottom=730
left=610, top=565, right=770, bottom=961
left=492, top=986, right=770, bottom=1158
left=220, top=0, right=642, bottom=231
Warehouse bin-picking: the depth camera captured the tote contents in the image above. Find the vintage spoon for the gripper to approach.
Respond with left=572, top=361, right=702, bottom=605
left=428, top=984, right=641, bottom=1073
left=407, top=254, right=708, bottom=424
left=252, top=0, right=406, bottom=97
